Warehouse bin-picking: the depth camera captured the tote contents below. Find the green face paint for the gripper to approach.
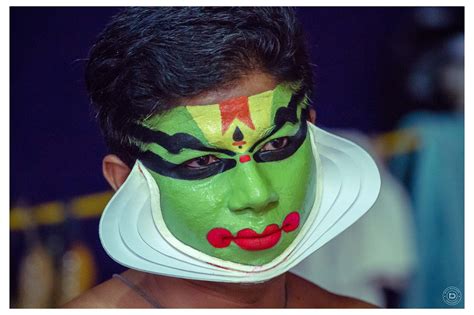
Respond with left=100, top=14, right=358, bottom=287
left=138, top=84, right=315, bottom=265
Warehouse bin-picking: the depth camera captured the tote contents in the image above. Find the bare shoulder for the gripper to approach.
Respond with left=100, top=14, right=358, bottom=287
left=62, top=269, right=150, bottom=308
left=286, top=272, right=377, bottom=308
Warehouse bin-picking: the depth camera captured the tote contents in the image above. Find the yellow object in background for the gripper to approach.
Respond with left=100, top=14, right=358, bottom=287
left=11, top=197, right=103, bottom=307
left=17, top=244, right=56, bottom=308
left=16, top=209, right=56, bottom=308
left=10, top=191, right=113, bottom=231
left=58, top=241, right=97, bottom=305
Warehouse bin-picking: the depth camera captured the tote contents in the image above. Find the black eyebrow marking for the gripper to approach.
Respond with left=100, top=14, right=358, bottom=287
left=129, top=124, right=236, bottom=156
left=248, top=92, right=304, bottom=153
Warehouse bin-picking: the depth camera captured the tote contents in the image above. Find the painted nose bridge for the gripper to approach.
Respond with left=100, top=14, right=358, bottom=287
left=227, top=162, right=279, bottom=213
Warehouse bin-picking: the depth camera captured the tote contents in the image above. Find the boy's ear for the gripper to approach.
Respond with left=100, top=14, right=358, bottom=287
left=102, top=154, right=132, bottom=190
left=308, top=108, right=316, bottom=124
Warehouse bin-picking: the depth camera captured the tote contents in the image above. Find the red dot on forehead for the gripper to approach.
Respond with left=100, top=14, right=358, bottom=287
left=239, top=155, right=251, bottom=163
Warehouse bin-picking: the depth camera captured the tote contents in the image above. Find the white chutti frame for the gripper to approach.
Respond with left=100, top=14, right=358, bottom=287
left=99, top=123, right=381, bottom=283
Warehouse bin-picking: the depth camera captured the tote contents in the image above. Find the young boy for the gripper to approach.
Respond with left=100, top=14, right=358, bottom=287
left=65, top=7, right=377, bottom=308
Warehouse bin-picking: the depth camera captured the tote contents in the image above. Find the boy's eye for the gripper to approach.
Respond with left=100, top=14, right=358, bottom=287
left=184, top=155, right=220, bottom=169
left=260, top=137, right=289, bottom=152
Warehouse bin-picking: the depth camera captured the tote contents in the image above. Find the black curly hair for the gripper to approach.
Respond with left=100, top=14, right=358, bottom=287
left=85, top=7, right=313, bottom=167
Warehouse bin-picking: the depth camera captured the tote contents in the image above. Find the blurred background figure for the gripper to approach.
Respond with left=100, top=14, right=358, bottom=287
left=296, top=130, right=417, bottom=307
left=10, top=7, right=464, bottom=308
left=388, top=8, right=464, bottom=308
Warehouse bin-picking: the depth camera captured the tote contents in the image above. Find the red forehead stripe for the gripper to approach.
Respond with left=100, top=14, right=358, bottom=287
left=218, top=96, right=255, bottom=135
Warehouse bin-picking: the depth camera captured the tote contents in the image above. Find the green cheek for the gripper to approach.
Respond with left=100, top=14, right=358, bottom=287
left=148, top=136, right=314, bottom=266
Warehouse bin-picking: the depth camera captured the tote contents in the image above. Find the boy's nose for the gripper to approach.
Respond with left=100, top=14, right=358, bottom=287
left=227, top=162, right=279, bottom=213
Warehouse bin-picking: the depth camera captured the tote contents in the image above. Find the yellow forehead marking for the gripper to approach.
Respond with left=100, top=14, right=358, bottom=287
left=185, top=89, right=274, bottom=153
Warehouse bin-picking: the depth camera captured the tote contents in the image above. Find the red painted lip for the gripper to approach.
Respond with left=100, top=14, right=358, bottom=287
left=207, top=211, right=300, bottom=251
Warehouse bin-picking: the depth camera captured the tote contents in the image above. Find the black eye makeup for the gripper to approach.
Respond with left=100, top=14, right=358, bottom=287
left=259, top=137, right=290, bottom=152
left=140, top=118, right=309, bottom=180
left=253, top=120, right=308, bottom=163
left=139, top=151, right=236, bottom=180
left=139, top=121, right=307, bottom=180
left=183, top=155, right=221, bottom=169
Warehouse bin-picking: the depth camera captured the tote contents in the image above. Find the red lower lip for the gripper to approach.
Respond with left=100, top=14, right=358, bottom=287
left=207, top=211, right=300, bottom=251
left=234, top=224, right=282, bottom=251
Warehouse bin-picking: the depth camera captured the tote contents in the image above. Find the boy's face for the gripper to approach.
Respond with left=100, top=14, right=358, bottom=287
left=138, top=75, right=315, bottom=265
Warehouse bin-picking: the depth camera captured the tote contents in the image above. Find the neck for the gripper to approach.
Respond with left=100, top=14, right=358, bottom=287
left=149, top=273, right=287, bottom=308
